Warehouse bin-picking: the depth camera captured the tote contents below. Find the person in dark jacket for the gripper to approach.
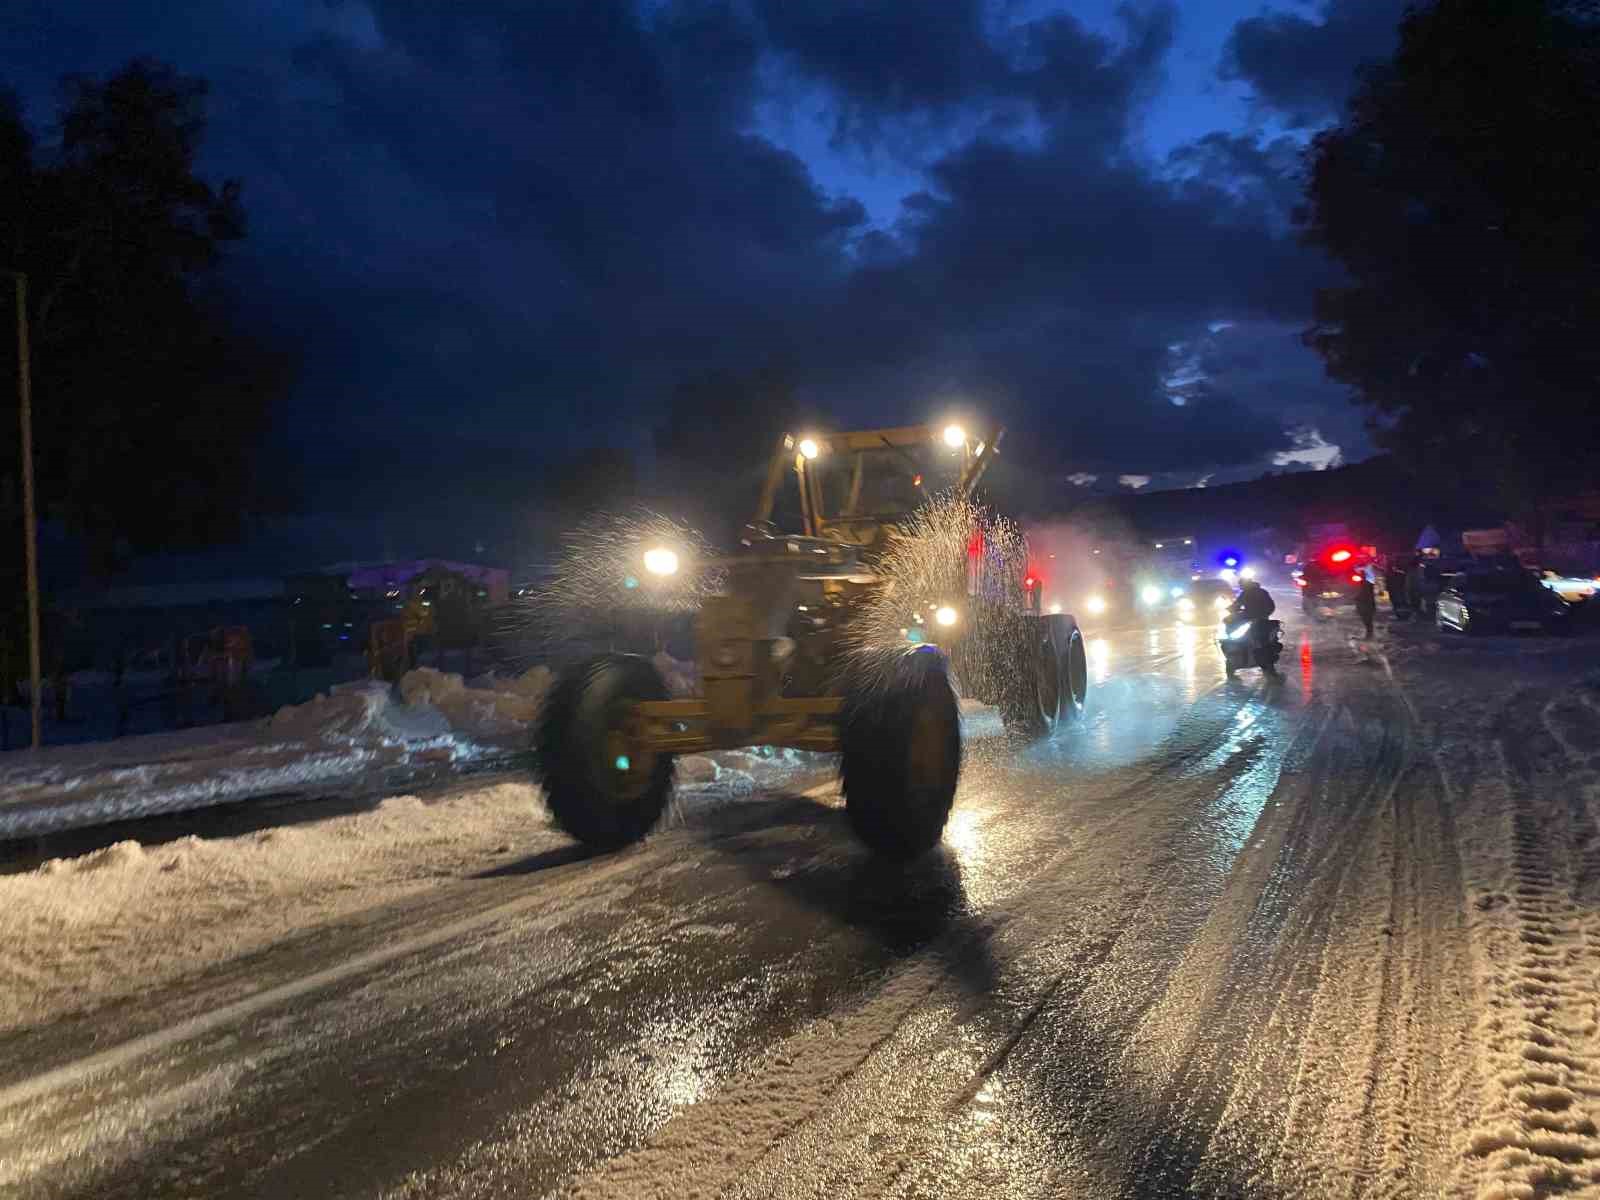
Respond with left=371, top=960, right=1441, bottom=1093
left=1230, top=578, right=1276, bottom=622
left=1406, top=557, right=1427, bottom=616
left=1355, top=567, right=1377, bottom=637
left=1227, top=580, right=1281, bottom=676
left=1385, top=561, right=1412, bottom=620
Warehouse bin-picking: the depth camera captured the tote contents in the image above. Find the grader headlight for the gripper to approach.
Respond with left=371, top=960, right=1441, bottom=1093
left=643, top=546, right=680, bottom=577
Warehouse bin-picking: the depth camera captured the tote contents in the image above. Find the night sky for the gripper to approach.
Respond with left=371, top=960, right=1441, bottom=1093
left=3, top=0, right=1409, bottom=571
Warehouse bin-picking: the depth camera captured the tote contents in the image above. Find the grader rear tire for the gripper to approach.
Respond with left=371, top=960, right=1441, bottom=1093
left=1002, top=613, right=1086, bottom=737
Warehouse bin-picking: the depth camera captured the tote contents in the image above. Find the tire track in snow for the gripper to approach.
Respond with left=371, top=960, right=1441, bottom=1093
left=1458, top=688, right=1600, bottom=1199
left=1155, top=679, right=1413, bottom=1199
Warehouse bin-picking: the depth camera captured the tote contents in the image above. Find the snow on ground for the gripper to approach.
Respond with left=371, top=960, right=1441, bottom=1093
left=0, top=759, right=829, bottom=1035
left=1370, top=632, right=1600, bottom=1197
left=0, top=649, right=828, bottom=1034
left=0, top=782, right=560, bottom=1034
left=0, top=666, right=556, bottom=840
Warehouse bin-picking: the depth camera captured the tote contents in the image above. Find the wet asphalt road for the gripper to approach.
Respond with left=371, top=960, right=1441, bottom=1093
left=0, top=601, right=1467, bottom=1198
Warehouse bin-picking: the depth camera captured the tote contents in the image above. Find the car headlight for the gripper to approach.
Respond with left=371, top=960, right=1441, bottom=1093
left=934, top=605, right=959, bottom=627
left=1140, top=585, right=1162, bottom=606
left=1086, top=594, right=1107, bottom=615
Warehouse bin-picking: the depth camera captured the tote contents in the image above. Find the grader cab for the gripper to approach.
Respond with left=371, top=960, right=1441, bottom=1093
left=534, top=421, right=1087, bottom=859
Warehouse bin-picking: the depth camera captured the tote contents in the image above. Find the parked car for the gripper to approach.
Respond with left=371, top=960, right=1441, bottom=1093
left=1297, top=558, right=1367, bottom=616
left=1436, top=568, right=1573, bottom=635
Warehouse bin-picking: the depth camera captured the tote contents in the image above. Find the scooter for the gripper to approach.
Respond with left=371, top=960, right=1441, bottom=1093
left=1219, top=617, right=1283, bottom=678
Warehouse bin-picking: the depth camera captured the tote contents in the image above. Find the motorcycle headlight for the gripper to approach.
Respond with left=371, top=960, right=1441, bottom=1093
left=1226, top=621, right=1252, bottom=641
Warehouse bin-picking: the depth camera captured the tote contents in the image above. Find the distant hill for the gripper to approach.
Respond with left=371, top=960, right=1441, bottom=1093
left=1054, top=457, right=1501, bottom=552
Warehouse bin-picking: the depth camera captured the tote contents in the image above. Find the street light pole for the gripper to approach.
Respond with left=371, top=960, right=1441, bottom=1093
left=9, top=272, right=42, bottom=750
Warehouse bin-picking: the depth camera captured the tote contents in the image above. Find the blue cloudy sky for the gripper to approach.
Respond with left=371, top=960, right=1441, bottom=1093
left=4, top=0, right=1410, bottom=563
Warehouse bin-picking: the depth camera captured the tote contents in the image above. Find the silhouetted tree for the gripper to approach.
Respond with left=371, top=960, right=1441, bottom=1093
left=0, top=61, right=291, bottom=576
left=1299, top=0, right=1600, bottom=515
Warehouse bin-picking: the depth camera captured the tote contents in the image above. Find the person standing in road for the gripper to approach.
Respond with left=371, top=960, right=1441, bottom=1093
left=1385, top=558, right=1411, bottom=620
left=1356, top=564, right=1377, bottom=638
left=1406, top=556, right=1426, bottom=617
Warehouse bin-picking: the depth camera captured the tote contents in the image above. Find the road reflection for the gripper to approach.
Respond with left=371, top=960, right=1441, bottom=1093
left=1088, top=637, right=1112, bottom=685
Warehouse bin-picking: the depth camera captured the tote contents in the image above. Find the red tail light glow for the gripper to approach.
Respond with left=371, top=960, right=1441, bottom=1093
left=1330, top=549, right=1353, bottom=564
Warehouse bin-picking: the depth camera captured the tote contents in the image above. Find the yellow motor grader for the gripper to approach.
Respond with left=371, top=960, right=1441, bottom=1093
left=534, top=422, right=1087, bottom=858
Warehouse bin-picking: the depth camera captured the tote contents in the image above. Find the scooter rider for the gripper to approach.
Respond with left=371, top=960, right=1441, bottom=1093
left=1231, top=577, right=1276, bottom=624
left=1228, top=579, right=1281, bottom=677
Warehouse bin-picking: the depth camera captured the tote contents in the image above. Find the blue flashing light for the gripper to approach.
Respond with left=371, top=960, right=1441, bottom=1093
left=614, top=755, right=631, bottom=771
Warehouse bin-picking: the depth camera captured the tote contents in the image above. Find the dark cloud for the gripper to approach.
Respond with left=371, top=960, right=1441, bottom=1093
left=1220, top=0, right=1409, bottom=125
left=3, top=0, right=1377, bottom=564
left=753, top=0, right=1176, bottom=152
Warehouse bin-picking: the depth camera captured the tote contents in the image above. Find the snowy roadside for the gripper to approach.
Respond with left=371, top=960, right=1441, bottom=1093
left=0, top=651, right=832, bottom=1034
left=1372, top=638, right=1600, bottom=1197
left=0, top=665, right=555, bottom=841
left=0, top=782, right=558, bottom=1035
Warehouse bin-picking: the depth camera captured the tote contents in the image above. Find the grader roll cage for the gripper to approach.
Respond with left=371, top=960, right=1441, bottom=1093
left=534, top=421, right=1089, bottom=860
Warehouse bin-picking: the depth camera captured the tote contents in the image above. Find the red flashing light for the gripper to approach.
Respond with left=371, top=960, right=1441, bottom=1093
left=1024, top=575, right=1037, bottom=591
left=967, top=531, right=984, bottom=559
left=1329, top=549, right=1353, bottom=564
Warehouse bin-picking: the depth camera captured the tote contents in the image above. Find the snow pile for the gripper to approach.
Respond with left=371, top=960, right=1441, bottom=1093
left=270, top=680, right=453, bottom=745
left=0, top=782, right=558, bottom=1033
left=0, top=728, right=390, bottom=840
left=270, top=666, right=554, bottom=747
left=402, top=665, right=552, bottom=739
left=0, top=668, right=557, bottom=840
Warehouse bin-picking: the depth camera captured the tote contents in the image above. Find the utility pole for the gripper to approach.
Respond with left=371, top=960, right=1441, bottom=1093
left=9, top=272, right=42, bottom=750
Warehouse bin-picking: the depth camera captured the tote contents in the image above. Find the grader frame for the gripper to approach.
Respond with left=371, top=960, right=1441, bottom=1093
left=612, top=424, right=1003, bottom=778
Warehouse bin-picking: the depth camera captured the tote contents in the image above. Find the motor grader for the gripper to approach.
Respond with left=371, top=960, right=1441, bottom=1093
left=534, top=422, right=1088, bottom=859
